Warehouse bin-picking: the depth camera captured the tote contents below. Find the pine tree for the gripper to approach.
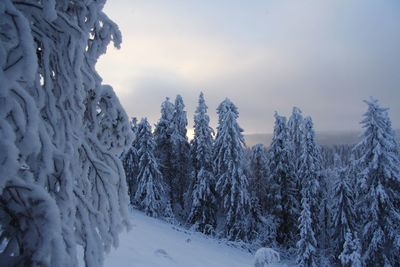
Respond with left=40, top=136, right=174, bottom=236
left=122, top=117, right=139, bottom=204
left=332, top=168, right=356, bottom=261
left=134, top=118, right=173, bottom=219
left=296, top=197, right=318, bottom=267
left=354, top=99, right=400, bottom=266
left=0, top=1, right=131, bottom=266
left=267, top=112, right=298, bottom=246
left=154, top=97, right=175, bottom=204
left=171, top=95, right=191, bottom=210
left=187, top=93, right=217, bottom=234
left=214, top=99, right=257, bottom=241
left=339, top=230, right=362, bottom=267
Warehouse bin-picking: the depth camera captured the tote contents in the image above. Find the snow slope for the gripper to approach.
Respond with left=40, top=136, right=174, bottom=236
left=101, top=209, right=288, bottom=267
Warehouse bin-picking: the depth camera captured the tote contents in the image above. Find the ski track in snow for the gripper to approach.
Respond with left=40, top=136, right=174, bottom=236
left=102, top=209, right=287, bottom=267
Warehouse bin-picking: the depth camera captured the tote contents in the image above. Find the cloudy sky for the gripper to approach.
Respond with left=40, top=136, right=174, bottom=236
left=97, top=0, right=400, bottom=135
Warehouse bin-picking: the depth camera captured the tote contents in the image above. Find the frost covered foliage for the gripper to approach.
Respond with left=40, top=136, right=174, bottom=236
left=332, top=169, right=356, bottom=261
left=0, top=1, right=132, bottom=266
left=299, top=117, right=322, bottom=237
left=267, top=113, right=297, bottom=246
left=248, top=145, right=269, bottom=214
left=296, top=198, right=318, bottom=267
left=170, top=95, right=191, bottom=210
left=122, top=118, right=139, bottom=204
left=287, top=107, right=304, bottom=217
left=134, top=119, right=173, bottom=219
left=187, top=93, right=217, bottom=235
left=354, top=99, right=400, bottom=266
left=288, top=107, right=304, bottom=172
left=214, top=99, right=256, bottom=241
left=296, top=116, right=325, bottom=265
left=253, top=247, right=280, bottom=267
left=339, top=230, right=362, bottom=267
left=154, top=98, right=175, bottom=206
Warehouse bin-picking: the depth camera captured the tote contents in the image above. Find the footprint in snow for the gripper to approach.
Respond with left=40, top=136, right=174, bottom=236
left=154, top=249, right=173, bottom=260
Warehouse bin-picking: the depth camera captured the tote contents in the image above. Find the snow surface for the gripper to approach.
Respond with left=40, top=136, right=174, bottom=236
left=86, top=209, right=289, bottom=267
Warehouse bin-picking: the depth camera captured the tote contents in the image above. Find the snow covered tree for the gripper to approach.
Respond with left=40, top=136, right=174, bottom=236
left=122, top=117, right=139, bottom=204
left=214, top=99, right=257, bottom=241
left=248, top=144, right=269, bottom=214
left=154, top=97, right=175, bottom=203
left=0, top=1, right=132, bottom=266
left=296, top=116, right=324, bottom=261
left=287, top=107, right=304, bottom=218
left=266, top=112, right=298, bottom=246
left=296, top=197, right=318, bottom=267
left=354, top=99, right=400, bottom=266
left=288, top=107, right=304, bottom=171
left=339, top=230, right=362, bottom=267
left=187, top=93, right=217, bottom=234
left=299, top=117, right=322, bottom=232
left=134, top=118, right=173, bottom=219
left=171, top=95, right=191, bottom=210
left=332, top=169, right=356, bottom=261
left=248, top=144, right=279, bottom=246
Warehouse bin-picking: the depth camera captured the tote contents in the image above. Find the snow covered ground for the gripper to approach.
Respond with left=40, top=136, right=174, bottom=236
left=101, top=209, right=289, bottom=267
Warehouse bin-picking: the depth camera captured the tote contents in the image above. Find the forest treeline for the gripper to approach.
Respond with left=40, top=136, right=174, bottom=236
left=123, top=94, right=400, bottom=267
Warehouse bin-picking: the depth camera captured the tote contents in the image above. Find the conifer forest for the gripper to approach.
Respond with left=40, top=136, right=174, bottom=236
left=1, top=1, right=399, bottom=267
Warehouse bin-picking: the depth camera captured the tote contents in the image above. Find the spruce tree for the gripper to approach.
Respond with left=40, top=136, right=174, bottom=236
left=214, top=99, right=257, bottom=241
left=187, top=93, right=217, bottom=234
left=154, top=97, right=175, bottom=204
left=296, top=197, right=318, bottom=267
left=288, top=107, right=304, bottom=170
left=171, top=95, right=191, bottom=210
left=354, top=99, right=400, bottom=266
left=299, top=117, right=322, bottom=226
left=298, top=116, right=322, bottom=259
left=287, top=106, right=304, bottom=219
left=134, top=118, right=173, bottom=219
left=267, top=112, right=297, bottom=246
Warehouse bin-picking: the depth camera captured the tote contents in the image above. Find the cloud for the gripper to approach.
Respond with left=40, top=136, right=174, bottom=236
left=98, top=0, right=400, bottom=134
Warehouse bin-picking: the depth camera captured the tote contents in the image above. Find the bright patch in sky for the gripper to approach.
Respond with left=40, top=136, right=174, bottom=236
left=98, top=0, right=400, bottom=134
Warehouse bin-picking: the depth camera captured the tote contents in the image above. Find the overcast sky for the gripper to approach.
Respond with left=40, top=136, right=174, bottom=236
left=97, top=0, right=400, bottom=135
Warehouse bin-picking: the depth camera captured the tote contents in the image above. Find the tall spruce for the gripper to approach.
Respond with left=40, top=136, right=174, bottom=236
left=214, top=99, right=257, bottom=241
left=171, top=95, right=191, bottom=210
left=187, top=93, right=217, bottom=234
left=154, top=97, right=175, bottom=204
left=134, top=118, right=173, bottom=219
left=287, top=106, right=304, bottom=216
left=299, top=117, right=322, bottom=221
left=354, top=99, right=400, bottom=266
left=267, top=113, right=298, bottom=246
left=298, top=117, right=322, bottom=253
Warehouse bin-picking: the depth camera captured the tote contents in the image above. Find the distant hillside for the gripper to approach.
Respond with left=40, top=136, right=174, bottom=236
left=245, top=129, right=400, bottom=147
